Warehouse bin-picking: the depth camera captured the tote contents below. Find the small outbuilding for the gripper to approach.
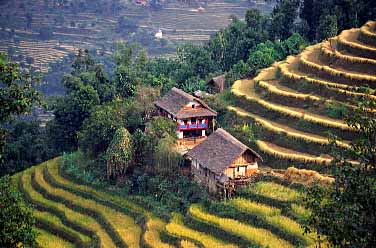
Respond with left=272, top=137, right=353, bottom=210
left=206, top=74, right=225, bottom=94
left=185, top=128, right=262, bottom=196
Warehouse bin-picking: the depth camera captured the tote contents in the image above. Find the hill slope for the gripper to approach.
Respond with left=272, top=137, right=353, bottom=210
left=228, top=21, right=376, bottom=172
left=13, top=157, right=317, bottom=248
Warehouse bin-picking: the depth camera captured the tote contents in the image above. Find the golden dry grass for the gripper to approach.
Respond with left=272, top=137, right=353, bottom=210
left=144, top=218, right=174, bottom=248
left=189, top=204, right=293, bottom=248
left=284, top=167, right=334, bottom=185
left=227, top=198, right=317, bottom=245
left=36, top=228, right=75, bottom=248
left=256, top=140, right=333, bottom=165
left=300, top=44, right=376, bottom=83
left=232, top=77, right=352, bottom=131
left=19, top=168, right=117, bottom=248
left=338, top=28, right=376, bottom=54
left=321, top=38, right=376, bottom=66
left=180, top=240, right=200, bottom=248
left=34, top=210, right=92, bottom=244
left=227, top=105, right=350, bottom=148
left=47, top=158, right=170, bottom=248
left=279, top=56, right=376, bottom=100
left=34, top=164, right=141, bottom=248
left=166, top=213, right=239, bottom=248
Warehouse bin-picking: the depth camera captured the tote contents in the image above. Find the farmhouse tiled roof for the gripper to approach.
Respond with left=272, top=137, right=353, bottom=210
left=185, top=128, right=262, bottom=175
left=154, top=87, right=217, bottom=119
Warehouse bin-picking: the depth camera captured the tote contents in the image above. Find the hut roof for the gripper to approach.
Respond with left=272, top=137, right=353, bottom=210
left=207, top=74, right=225, bottom=91
left=186, top=128, right=262, bottom=175
left=154, top=87, right=217, bottom=119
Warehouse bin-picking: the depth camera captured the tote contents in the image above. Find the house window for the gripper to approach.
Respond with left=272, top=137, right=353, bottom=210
left=192, top=104, right=195, bottom=108
left=237, top=167, right=240, bottom=172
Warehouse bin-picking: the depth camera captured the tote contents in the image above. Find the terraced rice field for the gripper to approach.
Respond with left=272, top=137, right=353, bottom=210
left=0, top=0, right=272, bottom=73
left=13, top=157, right=317, bottom=248
left=0, top=40, right=77, bottom=73
left=229, top=21, right=376, bottom=172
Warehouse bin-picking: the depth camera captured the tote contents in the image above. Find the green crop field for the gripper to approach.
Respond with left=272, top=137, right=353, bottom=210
left=12, top=157, right=319, bottom=248
left=229, top=21, right=376, bottom=173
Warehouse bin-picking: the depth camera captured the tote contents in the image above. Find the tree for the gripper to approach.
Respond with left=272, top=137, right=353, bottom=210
left=304, top=98, right=376, bottom=247
left=78, top=100, right=127, bottom=158
left=105, top=128, right=133, bottom=180
left=316, top=14, right=338, bottom=41
left=71, top=49, right=95, bottom=76
left=0, top=176, right=37, bottom=247
left=0, top=53, right=40, bottom=166
left=49, top=83, right=100, bottom=152
left=2, top=121, right=55, bottom=177
left=154, top=135, right=182, bottom=178
left=269, top=0, right=300, bottom=40
left=245, top=8, right=264, bottom=30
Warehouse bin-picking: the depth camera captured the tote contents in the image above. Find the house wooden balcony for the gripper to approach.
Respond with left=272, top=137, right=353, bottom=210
left=177, top=120, right=208, bottom=131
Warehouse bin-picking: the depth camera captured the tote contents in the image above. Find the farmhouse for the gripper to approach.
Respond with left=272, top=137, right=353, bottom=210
left=154, top=87, right=217, bottom=147
left=185, top=128, right=262, bottom=196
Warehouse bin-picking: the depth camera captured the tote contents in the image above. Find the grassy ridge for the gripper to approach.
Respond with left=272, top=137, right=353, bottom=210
left=166, top=213, right=238, bottom=248
left=36, top=228, right=75, bottom=248
left=50, top=158, right=174, bottom=248
left=228, top=21, right=376, bottom=170
left=18, top=168, right=112, bottom=247
left=14, top=158, right=321, bottom=247
left=32, top=165, right=139, bottom=248
left=189, top=204, right=293, bottom=248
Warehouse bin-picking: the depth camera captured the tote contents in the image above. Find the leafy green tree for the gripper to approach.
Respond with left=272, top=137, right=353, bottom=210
left=78, top=100, right=127, bottom=158
left=105, top=128, right=133, bottom=180
left=2, top=121, right=55, bottom=177
left=154, top=135, right=182, bottom=178
left=247, top=41, right=281, bottom=75
left=71, top=49, right=95, bottom=76
left=304, top=99, right=376, bottom=247
left=49, top=83, right=100, bottom=152
left=245, top=8, right=265, bottom=30
left=0, top=176, right=37, bottom=248
left=146, top=117, right=177, bottom=141
left=113, top=41, right=144, bottom=98
left=177, top=44, right=217, bottom=78
left=0, top=53, right=40, bottom=166
left=269, top=0, right=300, bottom=40
left=316, top=14, right=338, bottom=41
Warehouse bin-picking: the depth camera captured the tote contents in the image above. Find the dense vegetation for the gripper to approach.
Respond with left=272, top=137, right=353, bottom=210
left=1, top=0, right=376, bottom=247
